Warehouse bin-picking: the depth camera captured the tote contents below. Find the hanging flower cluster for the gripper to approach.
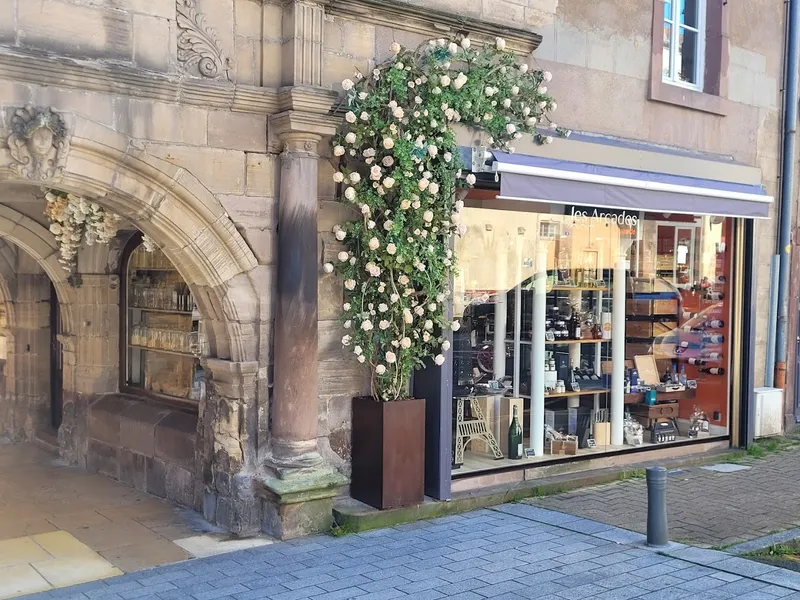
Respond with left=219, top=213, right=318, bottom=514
left=327, top=36, right=567, bottom=401
left=44, top=189, right=123, bottom=270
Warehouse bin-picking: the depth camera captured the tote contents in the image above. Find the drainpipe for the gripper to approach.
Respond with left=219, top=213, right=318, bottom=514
left=775, top=0, right=800, bottom=393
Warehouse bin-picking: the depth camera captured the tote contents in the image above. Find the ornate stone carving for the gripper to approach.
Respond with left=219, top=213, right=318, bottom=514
left=6, top=105, right=69, bottom=181
left=176, top=0, right=232, bottom=81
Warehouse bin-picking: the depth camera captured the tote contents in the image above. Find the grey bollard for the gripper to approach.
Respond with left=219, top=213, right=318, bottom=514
left=646, top=466, right=669, bottom=547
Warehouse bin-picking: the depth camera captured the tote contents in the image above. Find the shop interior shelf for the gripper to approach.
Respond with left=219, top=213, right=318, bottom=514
left=520, top=388, right=611, bottom=399
left=548, top=286, right=608, bottom=292
left=545, top=338, right=610, bottom=345
left=128, top=306, right=193, bottom=315
left=128, top=344, right=198, bottom=359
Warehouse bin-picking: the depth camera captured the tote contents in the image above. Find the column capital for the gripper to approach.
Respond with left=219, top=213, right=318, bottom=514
left=270, top=110, right=340, bottom=142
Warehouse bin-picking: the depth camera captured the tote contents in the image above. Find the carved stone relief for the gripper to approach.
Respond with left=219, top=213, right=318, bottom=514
left=176, top=0, right=233, bottom=81
left=6, top=105, right=70, bottom=181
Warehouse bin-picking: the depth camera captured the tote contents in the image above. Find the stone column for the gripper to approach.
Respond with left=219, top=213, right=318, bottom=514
left=271, top=132, right=325, bottom=473
left=259, top=116, right=346, bottom=540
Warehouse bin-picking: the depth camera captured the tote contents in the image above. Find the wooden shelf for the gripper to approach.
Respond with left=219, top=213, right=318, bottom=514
left=546, top=338, right=609, bottom=345
left=129, top=344, right=197, bottom=359
left=129, top=307, right=193, bottom=316
left=548, top=286, right=608, bottom=292
left=520, top=388, right=610, bottom=400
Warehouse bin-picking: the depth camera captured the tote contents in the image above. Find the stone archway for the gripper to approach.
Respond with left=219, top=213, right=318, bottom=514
left=0, top=112, right=264, bottom=530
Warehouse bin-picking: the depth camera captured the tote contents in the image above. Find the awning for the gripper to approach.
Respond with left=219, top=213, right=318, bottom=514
left=493, top=152, right=773, bottom=219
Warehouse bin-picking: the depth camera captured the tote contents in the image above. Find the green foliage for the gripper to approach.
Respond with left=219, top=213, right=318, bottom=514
left=327, top=36, right=565, bottom=401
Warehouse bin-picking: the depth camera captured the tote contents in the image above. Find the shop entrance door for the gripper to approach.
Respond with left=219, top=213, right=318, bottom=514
left=49, top=282, right=62, bottom=429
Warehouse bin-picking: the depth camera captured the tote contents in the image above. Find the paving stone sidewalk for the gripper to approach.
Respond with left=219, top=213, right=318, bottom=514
left=18, top=502, right=800, bottom=600
left=530, top=447, right=800, bottom=548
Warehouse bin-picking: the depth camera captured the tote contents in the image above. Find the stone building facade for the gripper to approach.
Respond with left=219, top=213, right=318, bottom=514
left=0, top=0, right=787, bottom=538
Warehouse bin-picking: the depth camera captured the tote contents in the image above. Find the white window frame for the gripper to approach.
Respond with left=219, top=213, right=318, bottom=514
left=662, top=0, right=706, bottom=92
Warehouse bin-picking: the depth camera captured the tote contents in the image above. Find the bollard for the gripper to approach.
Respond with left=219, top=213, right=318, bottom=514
left=646, top=466, right=668, bottom=547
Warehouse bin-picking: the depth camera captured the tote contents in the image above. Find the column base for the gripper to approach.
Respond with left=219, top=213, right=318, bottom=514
left=256, top=467, right=347, bottom=539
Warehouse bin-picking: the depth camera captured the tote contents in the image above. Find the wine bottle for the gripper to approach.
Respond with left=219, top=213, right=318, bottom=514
left=705, top=319, right=725, bottom=329
left=699, top=367, right=725, bottom=375
left=701, top=334, right=725, bottom=344
left=687, top=358, right=708, bottom=366
left=508, top=406, right=523, bottom=459
left=705, top=291, right=725, bottom=301
left=701, top=351, right=722, bottom=360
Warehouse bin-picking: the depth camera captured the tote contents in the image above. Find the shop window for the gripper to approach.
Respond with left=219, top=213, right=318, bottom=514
left=121, top=236, right=207, bottom=408
left=451, top=202, right=732, bottom=476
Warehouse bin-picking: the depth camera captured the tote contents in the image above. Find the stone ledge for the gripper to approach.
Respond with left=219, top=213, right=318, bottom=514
left=326, top=0, right=543, bottom=57
left=257, top=469, right=348, bottom=505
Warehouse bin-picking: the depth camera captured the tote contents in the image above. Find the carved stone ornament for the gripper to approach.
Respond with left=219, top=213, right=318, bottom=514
left=176, top=0, right=233, bottom=81
left=6, top=105, right=69, bottom=181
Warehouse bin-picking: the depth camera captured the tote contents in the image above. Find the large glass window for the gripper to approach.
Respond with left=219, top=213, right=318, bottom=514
left=123, top=239, right=207, bottom=407
left=451, top=200, right=732, bottom=475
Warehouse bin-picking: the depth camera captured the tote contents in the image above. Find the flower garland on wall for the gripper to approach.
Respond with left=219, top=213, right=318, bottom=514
left=44, top=189, right=123, bottom=270
left=327, top=36, right=567, bottom=401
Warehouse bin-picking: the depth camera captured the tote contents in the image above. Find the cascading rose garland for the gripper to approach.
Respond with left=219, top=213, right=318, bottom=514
left=327, top=36, right=566, bottom=401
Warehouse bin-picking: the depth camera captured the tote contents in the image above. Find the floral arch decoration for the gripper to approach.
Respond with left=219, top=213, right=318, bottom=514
left=326, top=36, right=568, bottom=401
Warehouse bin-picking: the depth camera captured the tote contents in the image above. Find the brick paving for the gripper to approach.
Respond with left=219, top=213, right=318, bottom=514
left=530, top=447, right=800, bottom=548
left=18, top=502, right=800, bottom=600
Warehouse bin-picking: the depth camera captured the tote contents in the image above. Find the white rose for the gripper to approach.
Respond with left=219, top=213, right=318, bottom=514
left=551, top=101, right=558, bottom=111
left=383, top=177, right=395, bottom=189
left=401, top=337, right=411, bottom=349
left=453, top=72, right=468, bottom=90
left=526, top=117, right=538, bottom=126
left=323, top=262, right=334, bottom=273
left=383, top=138, right=395, bottom=149
left=393, top=107, right=405, bottom=119
left=447, top=41, right=458, bottom=54
left=424, top=319, right=433, bottom=331
left=443, top=152, right=453, bottom=163
left=380, top=320, right=390, bottom=330
left=451, top=321, right=461, bottom=331
left=400, top=199, right=411, bottom=210
left=455, top=200, right=464, bottom=211
left=545, top=136, right=554, bottom=145
left=378, top=303, right=388, bottom=313
left=384, top=243, right=396, bottom=255
left=382, top=157, right=394, bottom=168
left=538, top=85, right=548, bottom=94
left=503, top=99, right=512, bottom=108
left=466, top=174, right=477, bottom=185
left=395, top=61, right=404, bottom=70
left=338, top=251, right=349, bottom=262
left=354, top=345, right=362, bottom=355
left=345, top=132, right=356, bottom=144
left=344, top=187, right=357, bottom=201
left=442, top=340, right=451, bottom=351
left=370, top=165, right=382, bottom=181
left=428, top=182, right=440, bottom=195
left=343, top=302, right=351, bottom=310
left=434, top=354, right=445, bottom=366
left=368, top=219, right=376, bottom=229
left=342, top=79, right=354, bottom=91
left=440, top=74, right=451, bottom=87
left=368, top=237, right=380, bottom=250
left=523, top=106, right=531, bottom=116
left=361, top=204, right=371, bottom=215
left=391, top=41, right=401, bottom=54
left=391, top=293, right=400, bottom=303
left=543, top=70, right=552, bottom=82
left=418, top=179, right=430, bottom=191
left=349, top=172, right=361, bottom=184
left=361, top=320, right=374, bottom=331
left=360, top=111, right=369, bottom=121
left=342, top=335, right=352, bottom=346
left=484, top=87, right=495, bottom=97
left=384, top=220, right=393, bottom=231
left=403, top=308, right=413, bottom=324
left=334, top=145, right=345, bottom=156
left=512, top=86, right=520, bottom=96
left=357, top=355, right=366, bottom=363
left=399, top=274, right=409, bottom=285
left=461, top=37, right=471, bottom=49
left=345, top=111, right=357, bottom=123
left=343, top=320, right=352, bottom=329
left=506, top=124, right=517, bottom=134
left=496, top=37, right=506, bottom=50
left=428, top=145, right=438, bottom=157
left=375, top=364, right=387, bottom=375
left=333, top=172, right=345, bottom=183
left=423, top=210, right=434, bottom=223
left=345, top=279, right=356, bottom=290
left=385, top=351, right=396, bottom=364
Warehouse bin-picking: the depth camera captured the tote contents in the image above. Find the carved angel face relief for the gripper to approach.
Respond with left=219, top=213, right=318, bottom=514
left=7, top=105, right=69, bottom=181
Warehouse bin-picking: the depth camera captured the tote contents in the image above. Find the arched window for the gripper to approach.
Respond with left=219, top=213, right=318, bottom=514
left=121, top=234, right=206, bottom=409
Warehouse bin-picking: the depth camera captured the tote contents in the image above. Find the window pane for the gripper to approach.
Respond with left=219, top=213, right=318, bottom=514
left=680, top=0, right=699, bottom=28
left=663, top=23, right=672, bottom=79
left=664, top=0, right=673, bottom=22
left=677, top=27, right=699, bottom=85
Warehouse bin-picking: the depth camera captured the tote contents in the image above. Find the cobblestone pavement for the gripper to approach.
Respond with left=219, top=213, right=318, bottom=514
left=529, top=447, right=800, bottom=548
left=19, top=502, right=800, bottom=600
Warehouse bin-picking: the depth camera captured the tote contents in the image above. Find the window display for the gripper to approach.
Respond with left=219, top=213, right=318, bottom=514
left=451, top=200, right=732, bottom=475
left=124, top=241, right=207, bottom=405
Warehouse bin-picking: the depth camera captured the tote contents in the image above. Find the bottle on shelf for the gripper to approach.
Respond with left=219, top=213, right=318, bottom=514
left=508, top=405, right=523, bottom=459
left=701, top=351, right=722, bottom=360
left=679, top=365, right=687, bottom=386
left=701, top=334, right=725, bottom=344
left=705, top=291, right=725, bottom=301
left=705, top=319, right=725, bottom=329
left=572, top=314, right=581, bottom=340
left=687, top=358, right=708, bottom=366
left=699, top=367, right=725, bottom=375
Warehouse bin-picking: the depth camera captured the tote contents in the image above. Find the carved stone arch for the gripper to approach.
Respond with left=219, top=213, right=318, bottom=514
left=0, top=115, right=261, bottom=363
left=0, top=239, right=17, bottom=330
left=0, top=205, right=74, bottom=334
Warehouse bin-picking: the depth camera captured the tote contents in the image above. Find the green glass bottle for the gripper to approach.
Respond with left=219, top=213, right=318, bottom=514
left=508, top=405, right=523, bottom=459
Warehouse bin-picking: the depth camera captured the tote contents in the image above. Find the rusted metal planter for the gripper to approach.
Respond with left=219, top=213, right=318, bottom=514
left=350, top=396, right=426, bottom=510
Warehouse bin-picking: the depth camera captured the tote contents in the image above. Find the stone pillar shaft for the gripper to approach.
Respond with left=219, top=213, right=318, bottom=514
left=272, top=133, right=323, bottom=471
